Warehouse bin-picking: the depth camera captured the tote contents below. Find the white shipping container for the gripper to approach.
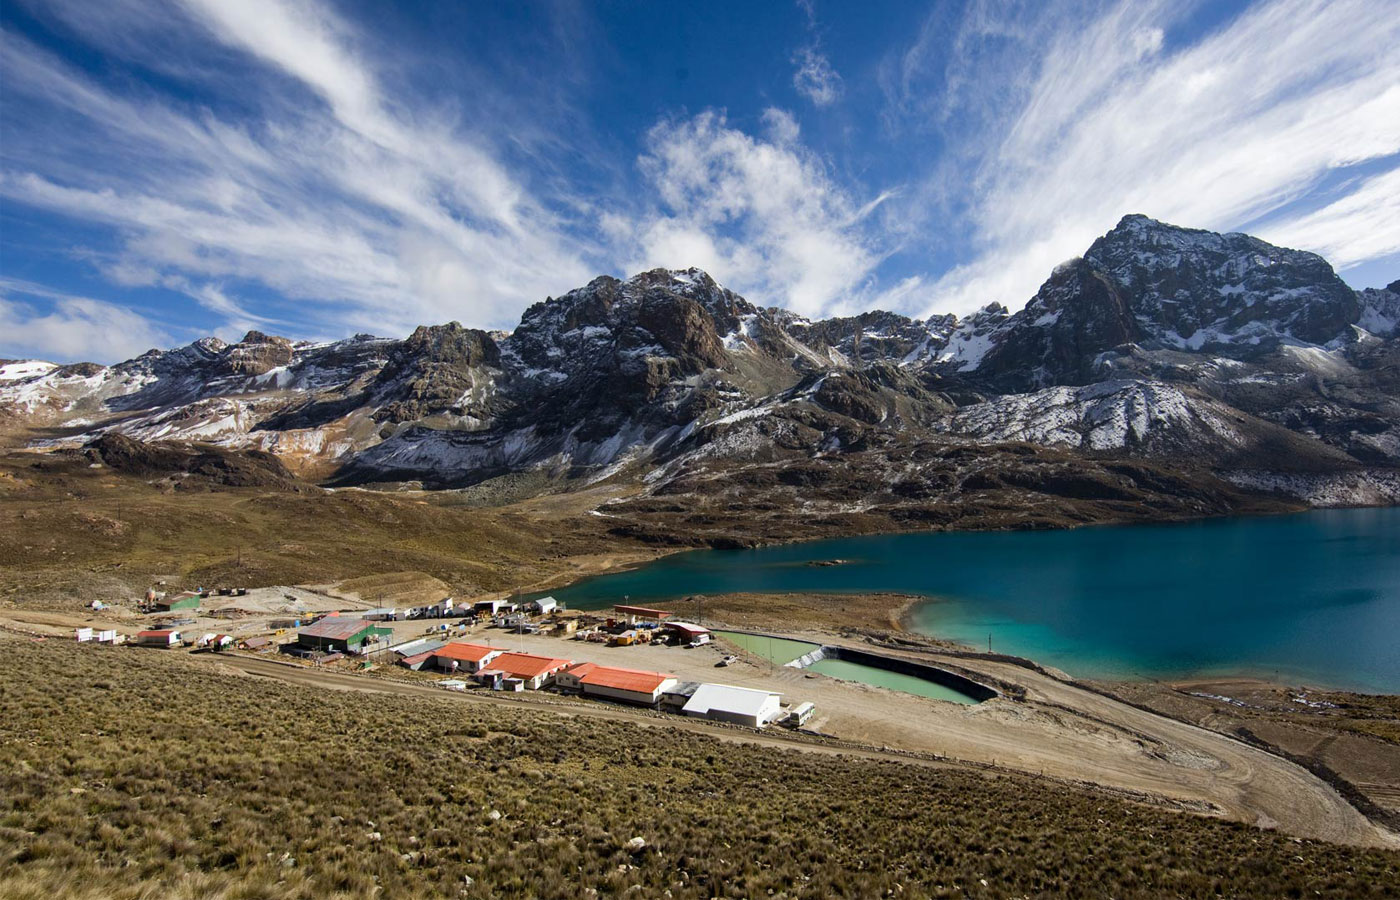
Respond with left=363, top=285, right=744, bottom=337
left=75, top=627, right=93, bottom=642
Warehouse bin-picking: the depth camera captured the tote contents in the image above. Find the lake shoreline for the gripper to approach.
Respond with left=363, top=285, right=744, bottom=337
left=539, top=507, right=1400, bottom=697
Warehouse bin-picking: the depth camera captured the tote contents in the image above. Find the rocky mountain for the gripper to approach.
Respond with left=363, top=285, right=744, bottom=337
left=2, top=216, right=1397, bottom=525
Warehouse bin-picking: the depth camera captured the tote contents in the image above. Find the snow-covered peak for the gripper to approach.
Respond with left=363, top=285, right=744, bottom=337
left=1086, top=215, right=1359, bottom=349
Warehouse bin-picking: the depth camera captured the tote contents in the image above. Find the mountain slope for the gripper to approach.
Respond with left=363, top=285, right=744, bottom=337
left=1, top=216, right=1396, bottom=518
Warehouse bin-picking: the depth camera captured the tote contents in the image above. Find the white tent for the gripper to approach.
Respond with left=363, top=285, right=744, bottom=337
left=682, top=683, right=782, bottom=728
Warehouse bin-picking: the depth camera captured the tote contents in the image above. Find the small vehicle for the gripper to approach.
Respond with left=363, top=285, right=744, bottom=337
left=715, top=655, right=738, bottom=668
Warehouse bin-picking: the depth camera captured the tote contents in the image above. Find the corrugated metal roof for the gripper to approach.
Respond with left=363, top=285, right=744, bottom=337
left=562, top=661, right=599, bottom=677
left=433, top=642, right=501, bottom=663
left=579, top=665, right=675, bottom=695
left=663, top=621, right=710, bottom=636
left=682, top=683, right=781, bottom=717
left=299, top=618, right=382, bottom=641
left=137, top=629, right=175, bottom=638
left=487, top=652, right=573, bottom=679
left=392, top=639, right=445, bottom=657
left=614, top=604, right=672, bottom=619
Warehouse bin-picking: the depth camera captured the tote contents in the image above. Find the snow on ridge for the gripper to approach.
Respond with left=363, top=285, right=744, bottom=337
left=941, top=379, right=1244, bottom=453
left=0, top=360, right=58, bottom=381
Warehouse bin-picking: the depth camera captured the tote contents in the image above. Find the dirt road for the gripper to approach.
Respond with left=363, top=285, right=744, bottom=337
left=21, top=597, right=1393, bottom=850
left=206, top=640, right=1400, bottom=850
left=207, top=653, right=976, bottom=775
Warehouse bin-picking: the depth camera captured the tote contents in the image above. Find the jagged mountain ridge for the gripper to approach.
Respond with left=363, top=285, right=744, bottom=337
left=2, top=216, right=1398, bottom=512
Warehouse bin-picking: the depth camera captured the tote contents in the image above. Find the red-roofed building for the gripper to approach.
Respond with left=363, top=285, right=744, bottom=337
left=136, top=629, right=182, bottom=647
left=431, top=642, right=504, bottom=673
left=578, top=665, right=678, bottom=706
left=475, top=652, right=572, bottom=690
left=554, top=661, right=599, bottom=692
left=662, top=622, right=711, bottom=645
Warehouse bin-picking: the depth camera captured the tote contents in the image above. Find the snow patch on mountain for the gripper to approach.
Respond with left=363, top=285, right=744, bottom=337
left=939, top=380, right=1246, bottom=454
left=0, top=360, right=58, bottom=381
left=1223, top=469, right=1400, bottom=507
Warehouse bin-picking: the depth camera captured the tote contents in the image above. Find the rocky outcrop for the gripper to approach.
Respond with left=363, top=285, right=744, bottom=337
left=1084, top=214, right=1361, bottom=350
left=220, top=331, right=295, bottom=376
left=972, top=259, right=1141, bottom=392
left=372, top=323, right=501, bottom=424
left=84, top=433, right=305, bottom=490
left=2, top=216, right=1395, bottom=515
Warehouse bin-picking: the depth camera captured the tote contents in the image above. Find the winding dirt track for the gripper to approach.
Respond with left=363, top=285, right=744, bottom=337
left=207, top=652, right=1399, bottom=850
left=944, top=655, right=1400, bottom=850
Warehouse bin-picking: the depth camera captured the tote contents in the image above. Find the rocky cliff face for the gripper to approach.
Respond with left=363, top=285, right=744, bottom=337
left=1, top=216, right=1396, bottom=512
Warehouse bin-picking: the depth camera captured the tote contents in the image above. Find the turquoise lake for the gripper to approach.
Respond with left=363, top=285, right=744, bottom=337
left=542, top=508, right=1400, bottom=693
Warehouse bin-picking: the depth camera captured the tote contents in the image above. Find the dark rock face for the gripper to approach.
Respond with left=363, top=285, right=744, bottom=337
left=950, top=215, right=1381, bottom=401
left=5, top=216, right=1398, bottom=513
left=220, top=331, right=295, bottom=376
left=1084, top=214, right=1360, bottom=349
left=54, top=362, right=106, bottom=378
left=788, top=310, right=956, bottom=368
left=372, top=323, right=501, bottom=424
left=975, top=259, right=1141, bottom=392
left=84, top=433, right=303, bottom=490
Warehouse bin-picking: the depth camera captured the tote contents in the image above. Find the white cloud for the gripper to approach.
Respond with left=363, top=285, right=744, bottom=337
left=0, top=279, right=174, bottom=363
left=1259, top=168, right=1400, bottom=270
left=626, top=110, right=887, bottom=316
left=891, top=0, right=1400, bottom=318
left=0, top=0, right=598, bottom=341
left=790, top=0, right=843, bottom=108
left=793, top=47, right=843, bottom=107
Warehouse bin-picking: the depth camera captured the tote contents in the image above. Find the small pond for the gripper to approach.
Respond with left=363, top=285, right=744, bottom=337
left=716, top=631, right=980, bottom=705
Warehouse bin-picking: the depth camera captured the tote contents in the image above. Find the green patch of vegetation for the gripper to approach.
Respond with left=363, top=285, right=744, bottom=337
left=2, top=640, right=1396, bottom=898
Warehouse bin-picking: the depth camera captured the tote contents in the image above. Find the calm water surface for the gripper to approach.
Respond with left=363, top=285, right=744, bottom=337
left=544, top=509, right=1400, bottom=692
left=715, top=631, right=980, bottom=704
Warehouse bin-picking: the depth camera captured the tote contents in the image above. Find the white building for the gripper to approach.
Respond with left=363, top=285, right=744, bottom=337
left=532, top=596, right=558, bottom=615
left=681, top=683, right=783, bottom=728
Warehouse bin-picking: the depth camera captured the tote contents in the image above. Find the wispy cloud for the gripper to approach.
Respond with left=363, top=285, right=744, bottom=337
left=791, top=0, right=843, bottom=107
left=793, top=46, right=843, bottom=107
left=1259, top=167, right=1400, bottom=270
left=887, top=0, right=1400, bottom=317
left=0, top=278, right=174, bottom=362
left=1, top=0, right=599, bottom=347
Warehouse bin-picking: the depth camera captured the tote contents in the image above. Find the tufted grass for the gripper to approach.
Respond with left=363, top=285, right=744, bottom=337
left=1, top=639, right=1396, bottom=899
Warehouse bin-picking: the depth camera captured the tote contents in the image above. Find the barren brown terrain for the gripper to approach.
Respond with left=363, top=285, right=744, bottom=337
left=2, top=440, right=1398, bottom=877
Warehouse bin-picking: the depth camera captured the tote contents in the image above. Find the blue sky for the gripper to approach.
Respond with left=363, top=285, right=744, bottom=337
left=2, top=0, right=1397, bottom=362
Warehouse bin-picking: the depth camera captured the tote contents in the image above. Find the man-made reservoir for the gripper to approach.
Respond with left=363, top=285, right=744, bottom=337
left=715, top=631, right=984, bottom=705
left=545, top=508, right=1400, bottom=693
